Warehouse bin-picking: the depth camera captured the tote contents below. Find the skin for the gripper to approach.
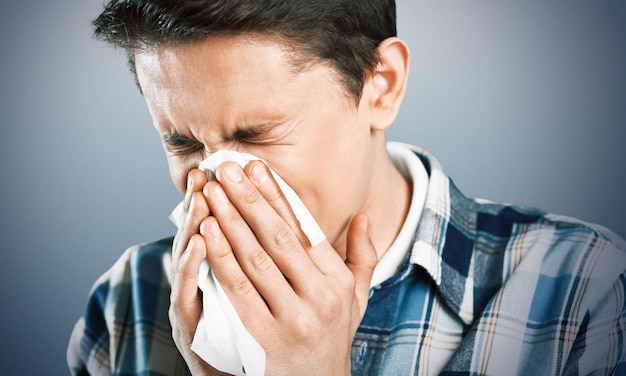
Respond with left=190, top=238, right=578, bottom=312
left=135, top=34, right=411, bottom=375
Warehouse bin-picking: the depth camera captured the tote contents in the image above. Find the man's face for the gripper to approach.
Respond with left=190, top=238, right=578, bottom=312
left=135, top=35, right=379, bottom=248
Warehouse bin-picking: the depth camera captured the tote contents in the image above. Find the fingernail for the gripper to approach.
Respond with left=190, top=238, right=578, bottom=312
left=214, top=185, right=229, bottom=203
left=250, top=164, right=268, bottom=184
left=208, top=221, right=221, bottom=238
left=225, top=165, right=243, bottom=183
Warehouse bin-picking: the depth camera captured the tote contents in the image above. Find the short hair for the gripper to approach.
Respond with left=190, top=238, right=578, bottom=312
left=92, top=0, right=397, bottom=100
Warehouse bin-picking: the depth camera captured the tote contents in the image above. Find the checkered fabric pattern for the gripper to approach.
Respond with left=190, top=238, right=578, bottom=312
left=68, top=144, right=626, bottom=375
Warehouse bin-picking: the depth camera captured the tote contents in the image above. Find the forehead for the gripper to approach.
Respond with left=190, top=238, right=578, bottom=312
left=135, top=37, right=296, bottom=121
left=134, top=35, right=299, bottom=90
left=137, top=35, right=351, bottom=105
left=133, top=35, right=350, bottom=135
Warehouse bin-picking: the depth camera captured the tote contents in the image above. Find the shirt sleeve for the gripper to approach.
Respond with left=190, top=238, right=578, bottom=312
left=565, top=244, right=626, bottom=374
left=67, top=279, right=113, bottom=375
left=529, top=221, right=626, bottom=375
left=66, top=237, right=189, bottom=376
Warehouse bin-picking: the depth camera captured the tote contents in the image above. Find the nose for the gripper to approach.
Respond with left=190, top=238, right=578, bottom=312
left=198, top=145, right=244, bottom=181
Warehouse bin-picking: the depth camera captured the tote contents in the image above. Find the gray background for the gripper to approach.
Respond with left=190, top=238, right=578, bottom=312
left=1, top=1, right=624, bottom=374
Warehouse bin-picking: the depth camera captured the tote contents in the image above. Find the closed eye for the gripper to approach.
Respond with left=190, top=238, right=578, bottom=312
left=162, top=132, right=204, bottom=155
left=228, top=127, right=264, bottom=143
left=226, top=120, right=287, bottom=145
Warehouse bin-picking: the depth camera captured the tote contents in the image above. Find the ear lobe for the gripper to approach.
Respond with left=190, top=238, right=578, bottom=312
left=366, top=37, right=410, bottom=131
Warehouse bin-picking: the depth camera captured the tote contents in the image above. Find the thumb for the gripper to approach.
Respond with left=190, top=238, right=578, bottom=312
left=345, top=213, right=378, bottom=317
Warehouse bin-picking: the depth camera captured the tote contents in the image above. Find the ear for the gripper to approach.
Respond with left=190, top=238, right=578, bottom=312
left=362, top=37, right=410, bottom=131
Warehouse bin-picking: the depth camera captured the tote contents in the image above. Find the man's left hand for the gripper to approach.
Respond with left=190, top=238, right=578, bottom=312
left=199, top=160, right=378, bottom=375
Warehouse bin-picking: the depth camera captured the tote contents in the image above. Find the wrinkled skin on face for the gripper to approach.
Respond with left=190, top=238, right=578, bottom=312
left=135, top=34, right=411, bottom=375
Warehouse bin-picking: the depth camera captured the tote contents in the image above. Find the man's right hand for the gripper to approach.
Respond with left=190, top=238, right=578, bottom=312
left=168, top=168, right=231, bottom=375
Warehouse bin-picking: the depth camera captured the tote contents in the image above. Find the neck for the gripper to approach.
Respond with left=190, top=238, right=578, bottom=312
left=333, top=140, right=412, bottom=261
left=369, top=144, right=412, bottom=260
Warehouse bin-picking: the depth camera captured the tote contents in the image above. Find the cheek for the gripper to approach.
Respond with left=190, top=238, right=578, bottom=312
left=168, top=165, right=186, bottom=195
left=167, top=156, right=199, bottom=195
left=276, top=152, right=358, bottom=240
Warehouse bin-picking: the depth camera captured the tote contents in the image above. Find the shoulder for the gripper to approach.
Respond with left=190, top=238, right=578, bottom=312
left=87, top=235, right=174, bottom=330
left=499, top=215, right=626, bottom=373
left=508, top=211, right=626, bottom=284
left=67, top=237, right=185, bottom=375
left=87, top=236, right=175, bottom=314
left=444, top=176, right=625, bottom=320
left=523, top=214, right=626, bottom=318
left=448, top=180, right=625, bottom=283
left=445, top=189, right=626, bottom=373
left=468, top=196, right=626, bottom=306
left=105, top=236, right=175, bottom=283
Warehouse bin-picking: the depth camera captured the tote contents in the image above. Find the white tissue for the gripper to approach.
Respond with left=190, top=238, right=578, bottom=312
left=170, top=150, right=325, bottom=376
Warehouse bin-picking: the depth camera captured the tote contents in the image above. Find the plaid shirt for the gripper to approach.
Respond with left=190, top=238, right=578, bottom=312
left=68, top=144, right=626, bottom=375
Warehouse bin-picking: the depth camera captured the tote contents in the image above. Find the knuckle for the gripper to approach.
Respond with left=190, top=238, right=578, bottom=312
left=339, top=273, right=356, bottom=291
left=169, top=290, right=182, bottom=309
left=171, top=238, right=184, bottom=260
left=217, top=202, right=244, bottom=226
left=288, top=312, right=316, bottom=339
left=189, top=192, right=203, bottom=214
left=174, top=254, right=189, bottom=276
left=296, top=322, right=315, bottom=340
left=168, top=305, right=177, bottom=323
left=322, top=291, right=342, bottom=313
left=168, top=306, right=182, bottom=337
left=271, top=224, right=297, bottom=250
left=240, top=186, right=261, bottom=206
left=227, top=274, right=253, bottom=296
left=264, top=183, right=284, bottom=204
left=314, top=277, right=353, bottom=314
left=209, top=242, right=233, bottom=266
left=249, top=248, right=274, bottom=274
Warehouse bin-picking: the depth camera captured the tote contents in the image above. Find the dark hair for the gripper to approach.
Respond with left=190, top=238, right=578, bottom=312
left=92, top=0, right=396, bottom=100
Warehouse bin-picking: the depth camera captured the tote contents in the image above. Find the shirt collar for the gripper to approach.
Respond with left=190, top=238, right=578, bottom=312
left=370, top=142, right=429, bottom=287
left=404, top=144, right=478, bottom=325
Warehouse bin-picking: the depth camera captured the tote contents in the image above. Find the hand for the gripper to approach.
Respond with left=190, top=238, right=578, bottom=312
left=199, top=161, right=378, bottom=375
left=168, top=168, right=231, bottom=375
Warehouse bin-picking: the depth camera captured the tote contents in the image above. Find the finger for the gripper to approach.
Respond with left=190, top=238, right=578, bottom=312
left=245, top=160, right=311, bottom=247
left=170, top=234, right=207, bottom=334
left=172, top=169, right=209, bottom=259
left=345, top=213, right=378, bottom=317
left=169, top=236, right=231, bottom=376
left=244, top=162, right=350, bottom=280
left=200, top=187, right=295, bottom=319
left=172, top=190, right=210, bottom=263
left=180, top=169, right=209, bottom=222
left=212, top=163, right=320, bottom=286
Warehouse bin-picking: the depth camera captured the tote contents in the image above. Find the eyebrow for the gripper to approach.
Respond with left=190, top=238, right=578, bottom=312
left=159, top=116, right=289, bottom=148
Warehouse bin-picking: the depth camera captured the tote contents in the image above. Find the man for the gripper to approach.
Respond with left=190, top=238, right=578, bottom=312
left=68, top=0, right=626, bottom=375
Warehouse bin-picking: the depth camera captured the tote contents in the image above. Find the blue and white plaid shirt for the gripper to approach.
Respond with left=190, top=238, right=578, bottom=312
left=68, top=144, right=626, bottom=375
